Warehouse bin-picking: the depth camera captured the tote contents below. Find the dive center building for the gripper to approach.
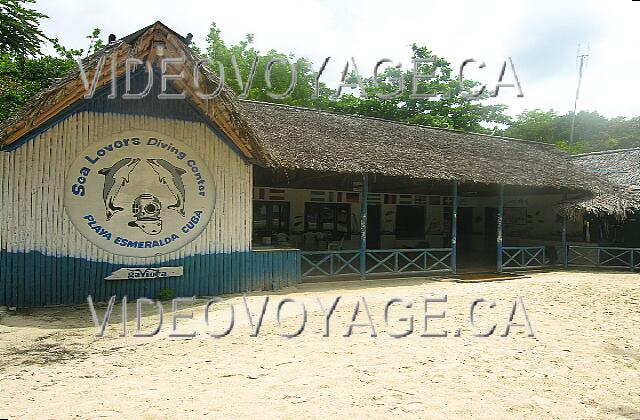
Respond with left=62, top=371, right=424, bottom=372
left=0, top=23, right=634, bottom=307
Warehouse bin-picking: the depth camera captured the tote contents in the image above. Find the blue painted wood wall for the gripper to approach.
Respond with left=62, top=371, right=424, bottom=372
left=0, top=250, right=300, bottom=307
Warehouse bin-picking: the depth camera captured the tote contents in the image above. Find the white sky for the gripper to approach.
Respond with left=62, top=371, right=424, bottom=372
left=37, top=0, right=640, bottom=118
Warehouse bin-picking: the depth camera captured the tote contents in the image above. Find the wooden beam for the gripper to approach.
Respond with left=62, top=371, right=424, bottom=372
left=360, top=173, right=369, bottom=279
left=451, top=181, right=458, bottom=274
left=497, top=184, right=504, bottom=273
left=562, top=190, right=568, bottom=268
left=162, top=35, right=255, bottom=159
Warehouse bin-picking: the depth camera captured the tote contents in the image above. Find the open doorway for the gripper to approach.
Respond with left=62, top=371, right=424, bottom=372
left=456, top=207, right=474, bottom=268
left=366, top=205, right=381, bottom=249
left=450, top=206, right=498, bottom=272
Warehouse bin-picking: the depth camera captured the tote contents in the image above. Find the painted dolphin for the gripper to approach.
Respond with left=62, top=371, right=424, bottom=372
left=146, top=159, right=187, bottom=216
left=98, top=158, right=141, bottom=220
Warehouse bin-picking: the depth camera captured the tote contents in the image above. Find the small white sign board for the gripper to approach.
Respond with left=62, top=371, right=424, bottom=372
left=105, top=266, right=184, bottom=280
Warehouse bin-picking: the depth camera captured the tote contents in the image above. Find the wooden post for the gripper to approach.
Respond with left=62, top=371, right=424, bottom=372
left=497, top=185, right=504, bottom=273
left=360, top=173, right=368, bottom=279
left=451, top=182, right=458, bottom=274
left=561, top=215, right=568, bottom=268
left=561, top=191, right=568, bottom=268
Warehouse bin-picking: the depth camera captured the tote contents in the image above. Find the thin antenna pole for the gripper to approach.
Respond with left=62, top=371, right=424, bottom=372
left=562, top=46, right=589, bottom=245
left=568, top=47, right=589, bottom=153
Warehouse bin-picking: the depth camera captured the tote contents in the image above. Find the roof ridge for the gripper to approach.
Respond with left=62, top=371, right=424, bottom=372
left=120, top=21, right=188, bottom=45
left=573, top=147, right=640, bottom=158
left=1, top=22, right=265, bottom=162
left=240, top=99, right=561, bottom=150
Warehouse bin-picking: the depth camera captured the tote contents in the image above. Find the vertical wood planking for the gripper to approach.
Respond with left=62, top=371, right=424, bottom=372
left=0, top=111, right=301, bottom=307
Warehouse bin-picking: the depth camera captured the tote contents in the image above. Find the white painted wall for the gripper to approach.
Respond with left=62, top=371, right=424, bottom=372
left=0, top=112, right=253, bottom=264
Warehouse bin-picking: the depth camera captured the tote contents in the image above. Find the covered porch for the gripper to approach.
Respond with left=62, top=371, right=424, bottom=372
left=252, top=167, right=573, bottom=280
left=239, top=101, right=603, bottom=280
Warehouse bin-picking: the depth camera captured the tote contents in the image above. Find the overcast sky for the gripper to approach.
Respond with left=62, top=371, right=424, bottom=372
left=37, top=0, right=639, bottom=118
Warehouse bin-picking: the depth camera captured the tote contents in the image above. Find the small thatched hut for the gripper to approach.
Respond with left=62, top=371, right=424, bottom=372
left=566, top=148, right=640, bottom=218
left=558, top=149, right=640, bottom=247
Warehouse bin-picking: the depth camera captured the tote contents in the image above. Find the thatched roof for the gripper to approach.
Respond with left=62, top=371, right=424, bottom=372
left=573, top=148, right=640, bottom=187
left=239, top=100, right=603, bottom=192
left=0, top=21, right=266, bottom=161
left=562, top=148, right=640, bottom=218
left=0, top=21, right=613, bottom=201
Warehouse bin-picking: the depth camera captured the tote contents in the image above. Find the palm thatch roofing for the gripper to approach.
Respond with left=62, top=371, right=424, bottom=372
left=239, top=101, right=604, bottom=192
left=0, top=21, right=266, bottom=161
left=561, top=148, right=640, bottom=218
left=0, top=21, right=611, bottom=201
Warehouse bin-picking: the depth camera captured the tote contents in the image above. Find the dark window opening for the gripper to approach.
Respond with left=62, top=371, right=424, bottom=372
left=396, top=205, right=425, bottom=240
left=304, top=202, right=351, bottom=240
left=253, top=201, right=290, bottom=239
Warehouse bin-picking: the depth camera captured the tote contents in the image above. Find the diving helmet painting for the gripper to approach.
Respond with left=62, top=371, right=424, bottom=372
left=128, top=194, right=163, bottom=235
left=96, top=157, right=190, bottom=236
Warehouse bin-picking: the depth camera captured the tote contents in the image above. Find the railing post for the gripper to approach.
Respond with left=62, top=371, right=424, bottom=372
left=394, top=251, right=399, bottom=273
left=630, top=249, right=635, bottom=272
left=330, top=253, right=335, bottom=275
left=359, top=173, right=368, bottom=279
left=451, top=182, right=458, bottom=274
left=497, top=185, right=504, bottom=273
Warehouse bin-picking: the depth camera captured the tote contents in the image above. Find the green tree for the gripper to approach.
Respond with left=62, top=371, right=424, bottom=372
left=503, top=109, right=640, bottom=153
left=503, top=109, right=559, bottom=143
left=84, top=27, right=105, bottom=57
left=0, top=0, right=49, bottom=57
left=316, top=44, right=511, bottom=132
left=0, top=53, right=76, bottom=121
left=202, top=23, right=510, bottom=132
left=0, top=20, right=104, bottom=122
left=204, top=23, right=327, bottom=107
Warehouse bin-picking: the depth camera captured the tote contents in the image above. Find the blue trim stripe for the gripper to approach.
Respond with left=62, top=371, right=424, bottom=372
left=0, top=249, right=301, bottom=308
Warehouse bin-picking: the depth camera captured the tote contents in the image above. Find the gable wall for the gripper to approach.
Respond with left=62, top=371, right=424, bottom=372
left=0, top=111, right=253, bottom=264
left=0, top=110, right=302, bottom=308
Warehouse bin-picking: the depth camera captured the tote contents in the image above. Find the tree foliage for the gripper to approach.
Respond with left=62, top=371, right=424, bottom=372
left=0, top=15, right=637, bottom=154
left=502, top=109, right=640, bottom=153
left=0, top=19, right=104, bottom=122
left=319, top=44, right=512, bottom=132
left=204, top=23, right=325, bottom=108
left=202, top=23, right=510, bottom=132
left=0, top=0, right=48, bottom=57
left=0, top=52, right=76, bottom=121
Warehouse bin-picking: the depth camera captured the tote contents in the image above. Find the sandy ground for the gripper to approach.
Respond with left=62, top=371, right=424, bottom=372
left=0, top=271, right=638, bottom=419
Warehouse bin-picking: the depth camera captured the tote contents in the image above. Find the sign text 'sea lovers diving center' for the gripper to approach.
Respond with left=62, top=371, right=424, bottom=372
left=64, top=130, right=215, bottom=257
